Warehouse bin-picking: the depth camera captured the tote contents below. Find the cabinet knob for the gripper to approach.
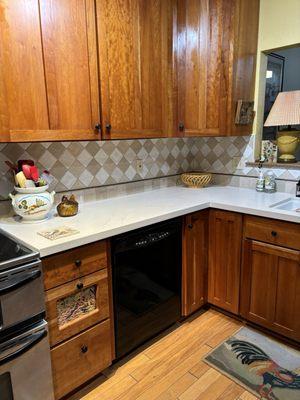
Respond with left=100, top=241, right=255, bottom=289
left=95, top=123, right=101, bottom=132
left=188, top=223, right=193, bottom=230
left=81, top=345, right=88, bottom=354
left=106, top=124, right=112, bottom=132
left=179, top=122, right=185, bottom=132
left=75, top=259, right=82, bottom=268
left=271, top=230, right=277, bottom=237
left=77, top=282, right=84, bottom=290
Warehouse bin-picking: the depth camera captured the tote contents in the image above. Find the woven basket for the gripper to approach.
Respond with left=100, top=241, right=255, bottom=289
left=181, top=172, right=212, bottom=188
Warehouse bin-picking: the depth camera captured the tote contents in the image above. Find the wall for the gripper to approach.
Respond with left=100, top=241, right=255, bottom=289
left=0, top=138, right=198, bottom=200
left=253, top=0, right=300, bottom=156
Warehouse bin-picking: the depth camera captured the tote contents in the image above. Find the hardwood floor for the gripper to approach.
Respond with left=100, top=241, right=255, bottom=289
left=68, top=310, right=258, bottom=400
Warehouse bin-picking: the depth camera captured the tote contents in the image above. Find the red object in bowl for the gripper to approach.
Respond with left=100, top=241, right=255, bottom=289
left=22, top=164, right=32, bottom=179
left=30, top=166, right=39, bottom=182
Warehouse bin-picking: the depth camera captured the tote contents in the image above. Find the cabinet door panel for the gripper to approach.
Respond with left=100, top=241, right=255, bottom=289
left=182, top=211, right=208, bottom=316
left=241, top=240, right=300, bottom=341
left=0, top=0, right=49, bottom=132
left=208, top=210, right=242, bottom=314
left=40, top=0, right=100, bottom=132
left=97, top=0, right=175, bottom=139
left=177, top=0, right=234, bottom=136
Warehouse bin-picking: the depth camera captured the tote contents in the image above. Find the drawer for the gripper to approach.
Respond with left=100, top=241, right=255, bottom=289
left=51, top=320, right=112, bottom=399
left=244, top=216, right=300, bottom=250
left=43, top=241, right=107, bottom=290
left=46, top=269, right=109, bottom=346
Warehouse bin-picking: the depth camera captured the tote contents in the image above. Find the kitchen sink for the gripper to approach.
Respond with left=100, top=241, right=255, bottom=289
left=270, top=198, right=300, bottom=212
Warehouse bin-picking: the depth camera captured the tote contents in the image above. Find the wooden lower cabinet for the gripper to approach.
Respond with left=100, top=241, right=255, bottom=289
left=182, top=211, right=208, bottom=316
left=46, top=269, right=110, bottom=347
left=208, top=210, right=242, bottom=314
left=51, top=320, right=112, bottom=399
left=241, top=239, right=300, bottom=342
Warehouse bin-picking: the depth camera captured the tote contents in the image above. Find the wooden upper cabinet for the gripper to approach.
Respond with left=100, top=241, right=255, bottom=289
left=0, top=0, right=49, bottom=138
left=182, top=211, right=208, bottom=316
left=208, top=210, right=242, bottom=314
left=0, top=0, right=100, bottom=142
left=241, top=240, right=300, bottom=342
left=177, top=0, right=259, bottom=136
left=96, top=0, right=176, bottom=139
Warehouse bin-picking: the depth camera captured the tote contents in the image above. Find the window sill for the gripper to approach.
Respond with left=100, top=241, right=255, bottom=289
left=246, top=161, right=300, bottom=169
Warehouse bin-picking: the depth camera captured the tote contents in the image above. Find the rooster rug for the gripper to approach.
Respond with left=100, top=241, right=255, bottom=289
left=204, top=327, right=300, bottom=400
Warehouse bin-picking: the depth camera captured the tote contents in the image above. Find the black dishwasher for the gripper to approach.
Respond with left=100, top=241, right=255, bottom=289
left=111, top=218, right=182, bottom=358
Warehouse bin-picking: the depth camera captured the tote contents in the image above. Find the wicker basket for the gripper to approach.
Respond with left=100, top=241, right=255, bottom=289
left=181, top=172, right=212, bottom=188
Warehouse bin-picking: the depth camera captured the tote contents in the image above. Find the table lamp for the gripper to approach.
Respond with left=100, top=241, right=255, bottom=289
left=264, top=90, right=300, bottom=163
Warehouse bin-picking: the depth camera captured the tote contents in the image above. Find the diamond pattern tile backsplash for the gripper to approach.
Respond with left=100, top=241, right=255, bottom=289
left=1, top=135, right=299, bottom=200
left=0, top=138, right=198, bottom=199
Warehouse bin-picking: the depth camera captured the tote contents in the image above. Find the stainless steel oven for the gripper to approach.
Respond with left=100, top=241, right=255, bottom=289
left=0, top=260, right=45, bottom=331
left=0, top=231, right=54, bottom=400
left=0, top=319, right=54, bottom=400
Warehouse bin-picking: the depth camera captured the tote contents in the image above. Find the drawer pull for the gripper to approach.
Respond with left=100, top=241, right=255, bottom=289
left=188, top=224, right=193, bottom=230
left=75, top=259, right=82, bottom=267
left=271, top=231, right=277, bottom=237
left=77, top=282, right=84, bottom=290
left=81, top=345, right=88, bottom=354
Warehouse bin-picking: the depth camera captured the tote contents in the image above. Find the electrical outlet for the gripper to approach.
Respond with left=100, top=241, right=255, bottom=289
left=136, top=159, right=143, bottom=173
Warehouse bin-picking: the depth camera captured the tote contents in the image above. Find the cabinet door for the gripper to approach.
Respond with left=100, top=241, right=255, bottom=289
left=0, top=0, right=49, bottom=138
left=1, top=0, right=100, bottom=142
left=177, top=0, right=259, bottom=136
left=208, top=210, right=242, bottom=314
left=97, top=0, right=176, bottom=139
left=241, top=240, right=300, bottom=341
left=39, top=0, right=100, bottom=138
left=182, top=211, right=208, bottom=316
left=177, top=0, right=234, bottom=136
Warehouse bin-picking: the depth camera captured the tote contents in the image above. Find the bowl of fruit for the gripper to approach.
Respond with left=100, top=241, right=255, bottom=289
left=7, top=160, right=55, bottom=222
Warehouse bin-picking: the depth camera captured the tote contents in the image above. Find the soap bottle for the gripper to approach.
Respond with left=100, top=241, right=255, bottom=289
left=296, top=180, right=300, bottom=197
left=256, top=164, right=265, bottom=192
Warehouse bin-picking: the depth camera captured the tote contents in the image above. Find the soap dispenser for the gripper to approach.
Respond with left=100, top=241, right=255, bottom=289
left=256, top=162, right=264, bottom=192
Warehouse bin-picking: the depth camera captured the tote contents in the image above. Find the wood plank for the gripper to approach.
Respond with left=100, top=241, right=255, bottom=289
left=155, top=373, right=197, bottom=400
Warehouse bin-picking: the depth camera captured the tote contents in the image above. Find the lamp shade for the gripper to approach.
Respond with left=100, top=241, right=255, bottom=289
left=264, top=90, right=300, bottom=127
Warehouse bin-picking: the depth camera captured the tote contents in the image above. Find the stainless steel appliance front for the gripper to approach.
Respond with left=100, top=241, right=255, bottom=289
left=0, top=319, right=54, bottom=400
left=0, top=260, right=45, bottom=331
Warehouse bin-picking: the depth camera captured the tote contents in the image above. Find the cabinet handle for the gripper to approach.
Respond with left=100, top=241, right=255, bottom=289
left=77, top=282, right=84, bottom=290
left=188, top=224, right=193, bottom=230
left=106, top=124, right=112, bottom=132
left=271, top=231, right=277, bottom=237
left=95, top=123, right=101, bottom=132
left=81, top=345, right=88, bottom=354
left=75, top=259, right=82, bottom=268
left=179, top=122, right=185, bottom=132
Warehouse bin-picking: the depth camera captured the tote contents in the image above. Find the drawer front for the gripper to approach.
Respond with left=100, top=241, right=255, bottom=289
left=244, top=216, right=300, bottom=250
left=43, top=241, right=107, bottom=290
left=51, top=320, right=112, bottom=399
left=46, top=269, right=109, bottom=346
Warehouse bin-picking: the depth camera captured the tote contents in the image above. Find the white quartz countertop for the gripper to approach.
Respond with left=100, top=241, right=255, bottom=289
left=0, top=186, right=299, bottom=257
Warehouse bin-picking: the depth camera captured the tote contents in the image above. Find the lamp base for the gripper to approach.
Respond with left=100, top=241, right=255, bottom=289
left=277, top=154, right=297, bottom=163
left=277, top=130, right=299, bottom=164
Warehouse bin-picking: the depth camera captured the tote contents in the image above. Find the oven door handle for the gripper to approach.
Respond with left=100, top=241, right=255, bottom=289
left=0, top=269, right=41, bottom=295
left=0, top=328, right=47, bottom=365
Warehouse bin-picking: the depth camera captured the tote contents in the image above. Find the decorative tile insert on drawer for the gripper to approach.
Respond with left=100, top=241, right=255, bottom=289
left=57, top=285, right=97, bottom=327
